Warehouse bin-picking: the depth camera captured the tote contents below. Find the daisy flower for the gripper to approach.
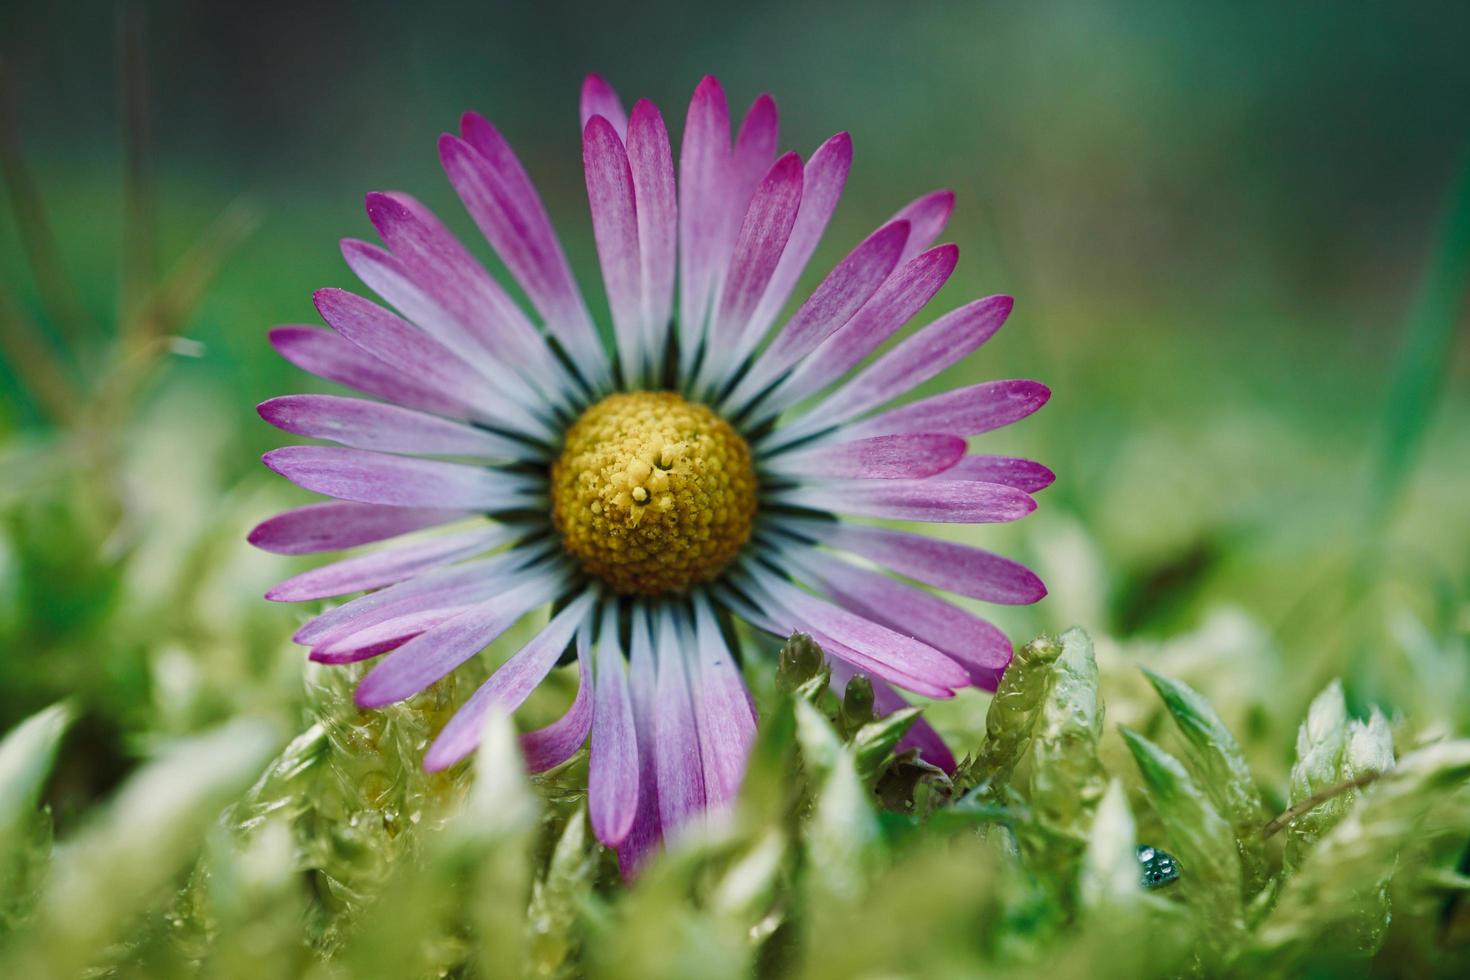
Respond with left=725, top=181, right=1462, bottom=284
left=250, top=74, right=1051, bottom=871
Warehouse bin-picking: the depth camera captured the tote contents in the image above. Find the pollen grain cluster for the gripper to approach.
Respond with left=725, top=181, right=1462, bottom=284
left=550, top=392, right=757, bottom=596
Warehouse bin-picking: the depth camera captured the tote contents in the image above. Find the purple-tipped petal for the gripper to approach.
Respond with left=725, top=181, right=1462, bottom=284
left=425, top=593, right=595, bottom=771
left=266, top=525, right=512, bottom=602
left=705, top=152, right=804, bottom=380
left=313, top=288, right=547, bottom=436
left=310, top=604, right=471, bottom=664
left=444, top=118, right=607, bottom=381
left=787, top=544, right=1014, bottom=685
left=653, top=608, right=706, bottom=838
left=766, top=244, right=960, bottom=413
left=579, top=73, right=627, bottom=139
left=262, top=445, right=537, bottom=510
left=521, top=638, right=595, bottom=773
left=812, top=295, right=1014, bottom=427
left=583, top=115, right=645, bottom=381
left=268, top=325, right=467, bottom=419
left=845, top=379, right=1051, bottom=440
left=702, top=91, right=780, bottom=329
left=355, top=570, right=565, bottom=708
left=691, top=595, right=755, bottom=808
left=677, top=76, right=733, bottom=373
left=308, top=551, right=548, bottom=658
left=742, top=567, right=971, bottom=693
left=626, top=100, right=677, bottom=371
left=731, top=94, right=779, bottom=205
left=618, top=606, right=663, bottom=877
left=742, top=132, right=852, bottom=349
left=775, top=477, right=1036, bottom=524
left=765, top=433, right=966, bottom=480
left=589, top=604, right=639, bottom=846
left=789, top=520, right=1047, bottom=605
left=890, top=189, right=954, bottom=265
left=359, top=193, right=566, bottom=391
left=248, top=502, right=469, bottom=555
left=340, top=238, right=503, bottom=381
left=723, top=219, right=909, bottom=412
left=715, top=582, right=941, bottom=697
left=723, top=579, right=957, bottom=699
left=293, top=547, right=543, bottom=647
left=935, top=454, right=1056, bottom=493
left=258, top=395, right=530, bottom=459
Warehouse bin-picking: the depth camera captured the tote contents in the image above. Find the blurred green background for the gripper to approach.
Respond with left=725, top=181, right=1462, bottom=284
left=1, top=0, right=1467, bottom=814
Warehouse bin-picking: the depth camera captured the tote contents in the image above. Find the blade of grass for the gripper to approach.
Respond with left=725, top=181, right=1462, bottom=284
left=1368, top=151, right=1470, bottom=524
left=0, top=283, right=78, bottom=424
left=117, top=4, right=157, bottom=327
left=0, top=703, right=72, bottom=862
left=0, top=57, right=93, bottom=348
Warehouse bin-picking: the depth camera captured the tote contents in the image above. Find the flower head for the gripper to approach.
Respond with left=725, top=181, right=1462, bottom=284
left=251, top=74, right=1051, bottom=872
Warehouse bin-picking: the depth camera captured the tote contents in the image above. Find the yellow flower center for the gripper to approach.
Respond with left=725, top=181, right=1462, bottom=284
left=550, top=392, right=757, bottom=596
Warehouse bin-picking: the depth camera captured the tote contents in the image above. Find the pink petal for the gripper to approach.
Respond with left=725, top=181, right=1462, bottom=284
left=424, top=593, right=595, bottom=771
left=721, top=219, right=909, bottom=414
left=618, top=606, right=663, bottom=877
left=521, top=636, right=595, bottom=773
left=774, top=477, right=1036, bottom=524
left=268, top=325, right=468, bottom=420
left=731, top=95, right=779, bottom=206
left=787, top=544, right=1014, bottom=686
left=789, top=520, right=1046, bottom=605
left=265, top=525, right=513, bottom=602
left=262, top=445, right=536, bottom=510
left=722, top=578, right=957, bottom=699
left=703, top=151, right=804, bottom=387
left=653, top=608, right=706, bottom=838
left=845, top=379, right=1051, bottom=440
left=626, top=100, right=677, bottom=374
left=310, top=604, right=473, bottom=664
left=765, top=244, right=959, bottom=413
left=617, top=608, right=664, bottom=875
left=583, top=115, right=645, bottom=383
left=935, top=455, right=1056, bottom=493
left=890, top=189, right=954, bottom=266
left=312, top=288, right=549, bottom=437
left=306, top=580, right=526, bottom=663
left=813, top=295, right=1014, bottom=427
left=444, top=118, right=607, bottom=383
left=257, top=395, right=530, bottom=459
left=579, top=73, right=627, bottom=139
left=589, top=604, right=639, bottom=846
left=355, top=570, right=565, bottom=708
left=691, top=595, right=756, bottom=808
left=292, top=547, right=544, bottom=647
left=742, top=132, right=852, bottom=350
left=742, top=568, right=971, bottom=693
left=359, top=192, right=567, bottom=391
left=677, top=76, right=733, bottom=375
left=765, top=433, right=966, bottom=480
left=339, top=237, right=502, bottom=381
left=248, top=502, right=469, bottom=556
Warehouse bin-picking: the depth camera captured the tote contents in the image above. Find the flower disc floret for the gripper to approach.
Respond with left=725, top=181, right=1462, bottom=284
left=550, top=391, right=757, bottom=595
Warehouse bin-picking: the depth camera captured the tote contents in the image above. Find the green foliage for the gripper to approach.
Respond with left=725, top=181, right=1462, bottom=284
left=1121, top=726, right=1244, bottom=943
left=960, top=633, right=1062, bottom=796
left=1031, top=628, right=1107, bottom=847
left=1143, top=668, right=1269, bottom=887
left=0, top=617, right=1466, bottom=977
left=0, top=702, right=69, bottom=938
